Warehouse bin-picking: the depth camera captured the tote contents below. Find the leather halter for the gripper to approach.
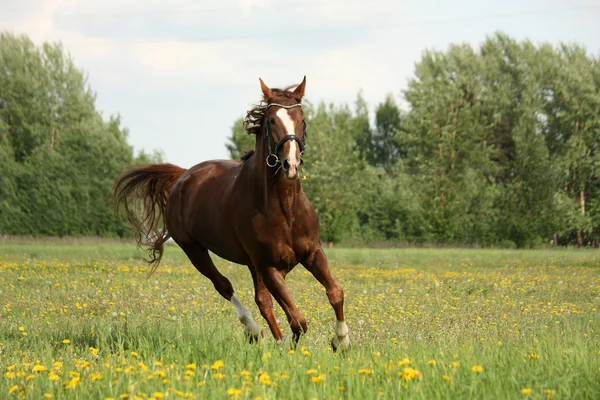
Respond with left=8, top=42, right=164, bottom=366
left=264, top=103, right=307, bottom=168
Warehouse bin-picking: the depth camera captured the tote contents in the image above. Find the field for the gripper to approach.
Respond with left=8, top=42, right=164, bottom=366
left=1, top=241, right=599, bottom=399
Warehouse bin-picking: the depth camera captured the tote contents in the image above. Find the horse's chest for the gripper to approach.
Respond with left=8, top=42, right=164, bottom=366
left=252, top=224, right=309, bottom=268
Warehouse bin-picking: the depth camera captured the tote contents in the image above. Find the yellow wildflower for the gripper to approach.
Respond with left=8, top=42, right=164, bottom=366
left=66, top=377, right=81, bottom=389
left=62, top=339, right=70, bottom=344
left=153, top=393, right=165, bottom=399
left=428, top=360, right=436, bottom=366
left=259, top=372, right=271, bottom=386
left=213, top=373, right=225, bottom=381
left=9, top=385, right=18, bottom=394
left=398, top=358, right=411, bottom=366
left=44, top=394, right=53, bottom=399
left=400, top=367, right=421, bottom=381
left=521, top=388, right=532, bottom=395
left=211, top=360, right=224, bottom=370
left=472, top=365, right=483, bottom=373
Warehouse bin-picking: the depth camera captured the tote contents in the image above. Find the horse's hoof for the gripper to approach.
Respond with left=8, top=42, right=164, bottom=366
left=246, top=327, right=267, bottom=344
left=331, top=335, right=350, bottom=353
left=276, top=335, right=295, bottom=349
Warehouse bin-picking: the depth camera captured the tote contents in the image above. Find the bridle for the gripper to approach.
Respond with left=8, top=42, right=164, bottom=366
left=264, top=103, right=307, bottom=168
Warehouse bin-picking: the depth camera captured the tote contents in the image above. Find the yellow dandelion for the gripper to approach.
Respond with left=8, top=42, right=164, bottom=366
left=442, top=375, right=451, bottom=382
left=521, top=388, right=532, bottom=395
left=398, top=358, right=411, bottom=367
left=90, top=347, right=99, bottom=356
left=211, top=360, right=224, bottom=370
left=62, top=339, right=70, bottom=344
left=428, top=360, right=436, bottom=366
left=451, top=361, right=460, bottom=368
left=198, top=381, right=205, bottom=387
left=53, top=362, right=63, bottom=369
left=48, top=372, right=60, bottom=381
left=472, top=365, right=483, bottom=373
left=65, top=377, right=81, bottom=389
left=213, top=373, right=225, bottom=381
left=227, top=388, right=242, bottom=397
left=358, top=369, right=373, bottom=375
left=153, top=393, right=165, bottom=399
left=306, top=369, right=318, bottom=375
left=310, top=374, right=325, bottom=383
left=399, top=367, right=421, bottom=381
left=9, top=385, right=18, bottom=394
left=44, top=394, right=53, bottom=399
left=186, top=363, right=196, bottom=370
left=259, top=372, right=271, bottom=386
left=33, top=365, right=47, bottom=372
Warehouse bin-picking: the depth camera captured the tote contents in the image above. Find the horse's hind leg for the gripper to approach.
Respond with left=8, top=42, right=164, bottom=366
left=302, top=247, right=349, bottom=352
left=180, top=243, right=260, bottom=339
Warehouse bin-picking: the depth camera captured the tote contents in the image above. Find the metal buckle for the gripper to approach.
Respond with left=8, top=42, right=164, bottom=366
left=266, top=154, right=279, bottom=168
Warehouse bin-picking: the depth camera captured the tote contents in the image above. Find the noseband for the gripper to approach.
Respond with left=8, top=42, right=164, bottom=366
left=264, top=103, right=307, bottom=168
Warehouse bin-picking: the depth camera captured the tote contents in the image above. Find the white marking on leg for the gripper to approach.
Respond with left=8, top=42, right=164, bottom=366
left=332, top=320, right=350, bottom=350
left=231, top=295, right=260, bottom=336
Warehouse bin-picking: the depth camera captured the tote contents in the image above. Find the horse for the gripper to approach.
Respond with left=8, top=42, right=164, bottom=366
left=114, top=77, right=350, bottom=350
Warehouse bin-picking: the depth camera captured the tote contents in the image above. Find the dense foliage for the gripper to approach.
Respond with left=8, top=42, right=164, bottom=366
left=228, top=33, right=600, bottom=247
left=2, top=32, right=598, bottom=247
left=0, top=33, right=159, bottom=237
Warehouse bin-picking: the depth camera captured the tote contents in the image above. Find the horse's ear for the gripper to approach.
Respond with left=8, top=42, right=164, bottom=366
left=292, top=76, right=306, bottom=102
left=259, top=78, right=273, bottom=101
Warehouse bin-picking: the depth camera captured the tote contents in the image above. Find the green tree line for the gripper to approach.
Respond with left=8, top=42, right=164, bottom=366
left=0, top=33, right=160, bottom=237
left=227, top=33, right=600, bottom=248
left=2, top=32, right=598, bottom=247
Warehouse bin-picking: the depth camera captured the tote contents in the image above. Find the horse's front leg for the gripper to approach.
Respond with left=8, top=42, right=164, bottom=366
left=302, top=247, right=350, bottom=352
left=260, top=266, right=308, bottom=344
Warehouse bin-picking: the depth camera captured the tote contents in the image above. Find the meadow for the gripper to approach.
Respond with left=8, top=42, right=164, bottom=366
left=1, top=241, right=599, bottom=399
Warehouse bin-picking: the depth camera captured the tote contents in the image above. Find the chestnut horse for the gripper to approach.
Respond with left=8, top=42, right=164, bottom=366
left=114, top=77, right=350, bottom=350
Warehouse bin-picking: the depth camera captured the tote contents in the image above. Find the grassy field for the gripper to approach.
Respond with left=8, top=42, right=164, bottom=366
left=1, top=241, right=599, bottom=399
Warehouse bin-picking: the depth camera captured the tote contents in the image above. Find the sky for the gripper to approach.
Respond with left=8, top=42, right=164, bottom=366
left=1, top=0, right=599, bottom=168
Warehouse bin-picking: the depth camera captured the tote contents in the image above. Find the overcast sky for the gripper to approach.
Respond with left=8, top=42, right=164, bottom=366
left=1, top=0, right=599, bottom=168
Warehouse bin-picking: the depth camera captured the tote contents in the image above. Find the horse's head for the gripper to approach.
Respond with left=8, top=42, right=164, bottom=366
left=259, top=77, right=307, bottom=180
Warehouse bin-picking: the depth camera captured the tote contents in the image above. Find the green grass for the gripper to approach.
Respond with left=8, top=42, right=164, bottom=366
left=1, top=241, right=599, bottom=399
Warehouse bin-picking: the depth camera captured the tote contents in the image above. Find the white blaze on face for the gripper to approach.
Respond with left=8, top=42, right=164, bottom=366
left=231, top=295, right=260, bottom=336
left=275, top=108, right=298, bottom=175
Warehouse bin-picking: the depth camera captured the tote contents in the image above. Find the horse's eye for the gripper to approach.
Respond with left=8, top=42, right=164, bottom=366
left=270, top=118, right=276, bottom=124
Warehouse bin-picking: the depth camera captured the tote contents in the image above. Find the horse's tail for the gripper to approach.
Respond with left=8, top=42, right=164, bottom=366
left=114, top=163, right=186, bottom=276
